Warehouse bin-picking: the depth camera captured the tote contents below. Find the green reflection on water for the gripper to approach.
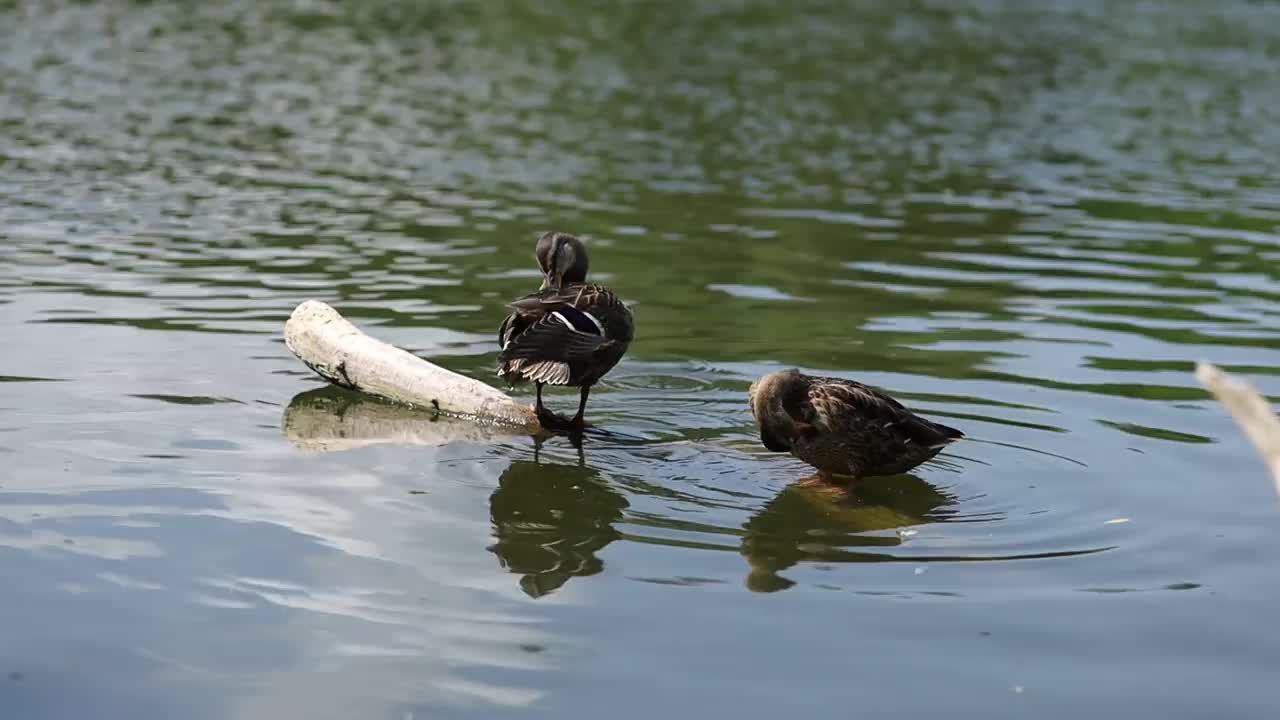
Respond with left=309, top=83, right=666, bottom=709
left=3, top=0, right=1280, bottom=716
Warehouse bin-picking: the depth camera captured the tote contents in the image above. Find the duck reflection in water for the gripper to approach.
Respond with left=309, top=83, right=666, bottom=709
left=489, top=456, right=957, bottom=596
left=488, top=459, right=628, bottom=598
left=282, top=387, right=626, bottom=598
left=281, top=386, right=958, bottom=596
left=740, top=473, right=958, bottom=592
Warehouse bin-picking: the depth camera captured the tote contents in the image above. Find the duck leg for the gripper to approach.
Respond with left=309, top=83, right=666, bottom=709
left=570, top=385, right=591, bottom=429
left=534, top=382, right=557, bottom=425
left=533, top=382, right=575, bottom=431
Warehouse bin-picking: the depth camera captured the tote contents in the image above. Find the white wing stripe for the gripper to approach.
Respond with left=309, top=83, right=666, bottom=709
left=550, top=310, right=605, bottom=336
left=551, top=312, right=577, bottom=331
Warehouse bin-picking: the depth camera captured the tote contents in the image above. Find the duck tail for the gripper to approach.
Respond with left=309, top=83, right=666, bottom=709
left=909, top=416, right=964, bottom=450
left=936, top=421, right=965, bottom=441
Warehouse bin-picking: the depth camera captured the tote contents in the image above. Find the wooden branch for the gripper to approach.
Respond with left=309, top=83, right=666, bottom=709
left=284, top=300, right=539, bottom=431
left=1196, top=361, right=1280, bottom=494
left=283, top=387, right=532, bottom=452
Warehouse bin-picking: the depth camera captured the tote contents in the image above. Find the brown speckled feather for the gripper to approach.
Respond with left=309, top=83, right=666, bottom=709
left=750, top=370, right=963, bottom=479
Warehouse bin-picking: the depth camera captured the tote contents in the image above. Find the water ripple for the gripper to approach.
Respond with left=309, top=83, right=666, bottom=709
left=3, top=0, right=1280, bottom=717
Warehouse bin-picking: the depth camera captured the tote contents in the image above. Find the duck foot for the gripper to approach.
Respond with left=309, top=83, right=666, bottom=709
left=792, top=472, right=860, bottom=501
left=533, top=404, right=592, bottom=433
left=795, top=471, right=858, bottom=487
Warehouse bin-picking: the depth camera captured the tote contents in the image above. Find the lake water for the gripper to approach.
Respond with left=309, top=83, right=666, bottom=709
left=2, top=1, right=1280, bottom=718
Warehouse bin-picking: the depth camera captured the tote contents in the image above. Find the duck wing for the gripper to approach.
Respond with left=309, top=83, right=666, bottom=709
left=497, top=287, right=612, bottom=385
left=803, top=377, right=963, bottom=449
left=499, top=284, right=588, bottom=349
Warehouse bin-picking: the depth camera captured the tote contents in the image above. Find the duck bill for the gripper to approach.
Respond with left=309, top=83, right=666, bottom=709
left=760, top=425, right=791, bottom=452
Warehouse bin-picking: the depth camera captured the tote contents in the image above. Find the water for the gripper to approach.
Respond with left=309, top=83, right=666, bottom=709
left=2, top=1, right=1280, bottom=717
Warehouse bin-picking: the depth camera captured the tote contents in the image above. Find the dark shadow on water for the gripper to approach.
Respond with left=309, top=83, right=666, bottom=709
left=283, top=386, right=626, bottom=598
left=487, top=460, right=628, bottom=598
left=282, top=387, right=1109, bottom=597
left=485, top=463, right=977, bottom=597
left=740, top=474, right=958, bottom=592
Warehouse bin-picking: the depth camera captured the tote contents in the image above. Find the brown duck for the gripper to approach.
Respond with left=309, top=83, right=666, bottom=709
left=749, top=369, right=963, bottom=480
left=498, top=232, right=634, bottom=430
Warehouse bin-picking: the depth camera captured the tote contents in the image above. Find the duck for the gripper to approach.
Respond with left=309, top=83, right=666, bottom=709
left=498, top=232, right=634, bottom=431
left=748, top=369, right=963, bottom=480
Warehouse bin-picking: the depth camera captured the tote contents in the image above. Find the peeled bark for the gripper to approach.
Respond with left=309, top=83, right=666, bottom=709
left=284, top=300, right=538, bottom=431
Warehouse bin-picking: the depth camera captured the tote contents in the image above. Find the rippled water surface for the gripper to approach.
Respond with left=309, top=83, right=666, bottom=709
left=3, top=1, right=1280, bottom=717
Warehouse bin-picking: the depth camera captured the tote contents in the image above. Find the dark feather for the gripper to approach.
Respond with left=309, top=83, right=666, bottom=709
left=552, top=306, right=604, bottom=335
left=497, top=282, right=632, bottom=388
left=503, top=314, right=608, bottom=363
left=498, top=312, right=527, bottom=350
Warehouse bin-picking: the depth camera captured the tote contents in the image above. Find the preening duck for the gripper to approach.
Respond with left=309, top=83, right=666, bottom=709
left=749, top=369, right=963, bottom=480
left=498, top=232, right=634, bottom=431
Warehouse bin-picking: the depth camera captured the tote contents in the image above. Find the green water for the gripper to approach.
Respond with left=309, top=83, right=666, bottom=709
left=2, top=1, right=1280, bottom=717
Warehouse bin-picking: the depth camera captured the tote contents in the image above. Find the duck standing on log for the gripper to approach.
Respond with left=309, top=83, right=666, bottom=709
left=498, top=232, right=634, bottom=432
left=749, top=369, right=963, bottom=481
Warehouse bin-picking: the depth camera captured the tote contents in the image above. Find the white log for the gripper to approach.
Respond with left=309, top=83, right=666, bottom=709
left=284, top=300, right=538, bottom=431
left=1196, top=361, right=1280, bottom=494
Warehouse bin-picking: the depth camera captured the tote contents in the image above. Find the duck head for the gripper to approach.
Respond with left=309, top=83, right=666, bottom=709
left=748, top=369, right=805, bottom=453
left=536, top=231, right=589, bottom=290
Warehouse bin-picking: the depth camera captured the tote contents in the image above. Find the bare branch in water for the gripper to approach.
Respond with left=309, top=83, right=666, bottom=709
left=1196, top=362, right=1280, bottom=495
